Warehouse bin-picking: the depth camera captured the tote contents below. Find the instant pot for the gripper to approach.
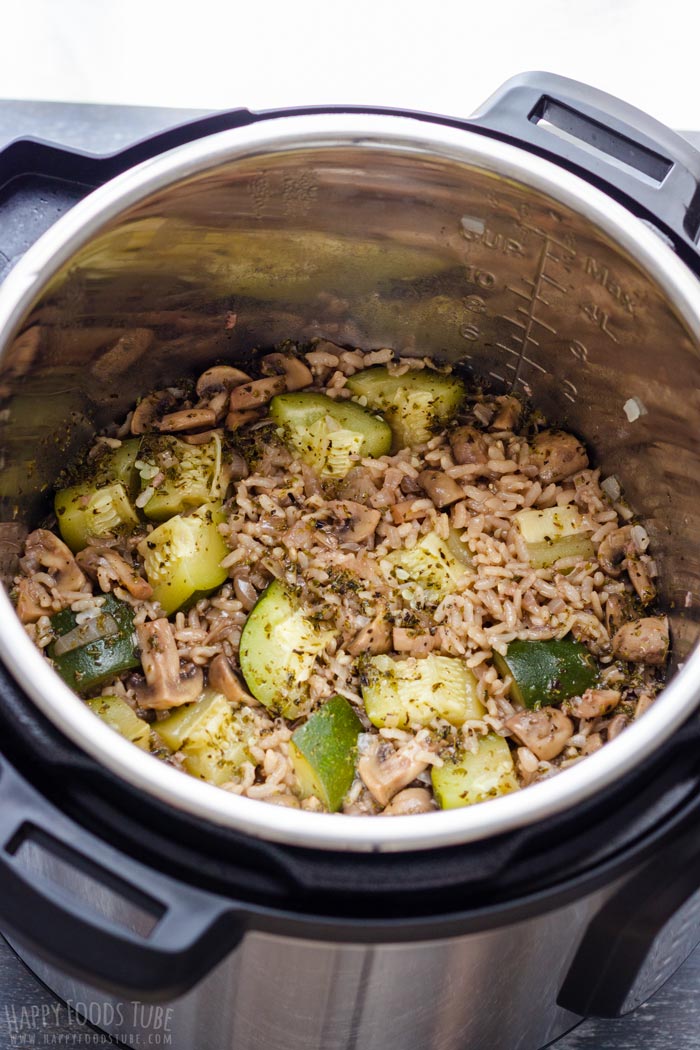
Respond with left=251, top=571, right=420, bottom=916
left=0, top=72, right=699, bottom=1050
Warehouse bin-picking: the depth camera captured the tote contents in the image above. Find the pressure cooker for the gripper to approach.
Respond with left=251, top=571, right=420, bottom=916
left=0, top=72, right=698, bottom=1050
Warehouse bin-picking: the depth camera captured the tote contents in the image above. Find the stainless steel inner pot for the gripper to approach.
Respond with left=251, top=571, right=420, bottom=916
left=0, top=113, right=698, bottom=852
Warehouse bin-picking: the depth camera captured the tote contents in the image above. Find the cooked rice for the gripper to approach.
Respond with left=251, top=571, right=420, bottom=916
left=13, top=344, right=667, bottom=816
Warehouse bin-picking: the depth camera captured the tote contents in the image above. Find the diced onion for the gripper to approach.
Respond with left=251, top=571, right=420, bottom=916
left=631, top=524, right=650, bottom=552
left=601, top=475, right=621, bottom=502
left=53, top=613, right=119, bottom=657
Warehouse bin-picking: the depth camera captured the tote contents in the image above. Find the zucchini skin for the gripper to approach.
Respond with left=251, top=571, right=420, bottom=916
left=289, top=695, right=363, bottom=811
left=48, top=594, right=141, bottom=695
left=493, top=636, right=598, bottom=710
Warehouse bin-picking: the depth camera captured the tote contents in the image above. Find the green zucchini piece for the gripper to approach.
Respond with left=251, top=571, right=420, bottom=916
left=346, top=366, right=465, bottom=450
left=137, top=433, right=224, bottom=521
left=514, top=505, right=594, bottom=569
left=239, top=579, right=335, bottom=718
left=432, top=734, right=519, bottom=809
left=55, top=481, right=139, bottom=553
left=104, top=438, right=141, bottom=491
left=137, top=503, right=229, bottom=615
left=361, top=653, right=484, bottom=729
left=87, top=694, right=151, bottom=750
left=385, top=532, right=470, bottom=603
left=270, top=392, right=391, bottom=478
left=157, top=691, right=258, bottom=785
left=493, top=636, right=599, bottom=710
left=48, top=594, right=140, bottom=695
left=289, top=695, right=363, bottom=811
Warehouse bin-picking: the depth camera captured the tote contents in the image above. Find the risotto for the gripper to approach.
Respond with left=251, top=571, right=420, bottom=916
left=13, top=342, right=668, bottom=816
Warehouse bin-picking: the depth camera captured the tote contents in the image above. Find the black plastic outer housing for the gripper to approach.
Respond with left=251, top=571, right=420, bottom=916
left=0, top=72, right=699, bottom=1013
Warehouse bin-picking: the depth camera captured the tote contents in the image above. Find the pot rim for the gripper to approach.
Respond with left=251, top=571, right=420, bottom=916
left=0, top=112, right=698, bottom=853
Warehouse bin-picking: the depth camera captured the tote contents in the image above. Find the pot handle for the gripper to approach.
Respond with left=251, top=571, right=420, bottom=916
left=0, top=753, right=247, bottom=999
left=557, top=780, right=700, bottom=1017
left=470, top=71, right=700, bottom=257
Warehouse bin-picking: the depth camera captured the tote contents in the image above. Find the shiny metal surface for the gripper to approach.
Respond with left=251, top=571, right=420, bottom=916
left=0, top=114, right=699, bottom=851
left=10, top=882, right=614, bottom=1050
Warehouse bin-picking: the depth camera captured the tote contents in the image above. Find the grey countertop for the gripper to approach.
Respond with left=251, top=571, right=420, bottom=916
left=0, top=100, right=698, bottom=1050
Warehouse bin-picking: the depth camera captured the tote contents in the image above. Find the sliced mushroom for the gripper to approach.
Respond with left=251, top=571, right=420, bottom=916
left=347, top=604, right=392, bottom=656
left=155, top=407, right=217, bottom=432
left=607, top=714, right=628, bottom=741
left=15, top=577, right=52, bottom=623
left=328, top=500, right=381, bottom=543
left=232, top=572, right=259, bottom=611
left=21, top=530, right=86, bottom=593
left=336, top=466, right=378, bottom=503
left=612, top=616, right=669, bottom=665
left=568, top=688, right=621, bottom=720
left=76, top=546, right=153, bottom=600
left=418, top=470, right=463, bottom=508
left=133, top=619, right=203, bottom=710
left=530, top=429, right=588, bottom=484
left=228, top=375, right=287, bottom=411
left=225, top=408, right=262, bottom=430
left=392, top=627, right=436, bottom=656
left=490, top=395, right=522, bottom=431
left=181, top=428, right=224, bottom=446
left=505, top=707, right=574, bottom=761
left=605, top=592, right=629, bottom=636
left=196, top=365, right=252, bottom=398
left=130, top=389, right=177, bottom=435
left=597, top=526, right=633, bottom=577
left=260, top=353, right=313, bottom=392
left=626, top=555, right=656, bottom=605
left=358, top=738, right=429, bottom=807
left=635, top=692, right=655, bottom=718
left=449, top=425, right=489, bottom=467
left=390, top=499, right=432, bottom=524
left=382, top=787, right=433, bottom=816
left=208, top=653, right=258, bottom=705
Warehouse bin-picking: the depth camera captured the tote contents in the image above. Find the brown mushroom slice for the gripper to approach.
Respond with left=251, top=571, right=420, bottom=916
left=390, top=499, right=433, bottom=524
left=626, top=555, right=656, bottom=605
left=260, top=353, right=313, bottom=392
left=449, top=425, right=489, bottom=467
left=336, top=466, right=378, bottom=503
left=208, top=653, right=258, bottom=706
left=155, top=407, right=217, bottom=432
left=328, top=500, right=381, bottom=543
left=605, top=592, right=629, bottom=636
left=505, top=707, right=574, bottom=761
left=568, top=688, right=621, bottom=720
left=196, top=365, right=252, bottom=398
left=418, top=470, right=464, bottom=508
left=612, top=616, right=669, bottom=666
left=607, top=714, right=628, bottom=741
left=382, top=787, right=433, bottom=816
left=225, top=408, right=262, bottom=430
left=392, top=627, right=436, bottom=656
left=357, top=738, right=429, bottom=807
left=530, top=429, right=589, bottom=483
left=21, top=529, right=87, bottom=593
left=133, top=619, right=204, bottom=710
left=181, top=428, right=224, bottom=446
left=597, top=526, right=633, bottom=577
left=130, top=389, right=178, bottom=435
left=76, top=546, right=153, bottom=601
left=15, top=577, right=52, bottom=623
left=490, top=395, right=522, bottom=431
left=228, top=375, right=287, bottom=411
left=347, top=604, right=392, bottom=657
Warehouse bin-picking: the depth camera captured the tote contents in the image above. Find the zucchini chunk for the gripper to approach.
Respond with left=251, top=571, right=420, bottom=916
left=157, top=691, right=258, bottom=785
left=346, top=366, right=465, bottom=450
left=270, top=392, right=392, bottom=478
left=289, top=695, right=363, bottom=811
left=55, top=481, right=139, bottom=553
left=514, top=505, right=594, bottom=569
left=361, top=653, right=484, bottom=729
left=239, top=580, right=335, bottom=718
left=87, top=694, right=151, bottom=750
left=493, top=636, right=599, bottom=710
left=432, top=734, right=519, bottom=809
left=48, top=594, right=140, bottom=694
left=137, top=433, right=224, bottom=521
left=137, top=503, right=229, bottom=615
left=385, top=532, right=470, bottom=603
